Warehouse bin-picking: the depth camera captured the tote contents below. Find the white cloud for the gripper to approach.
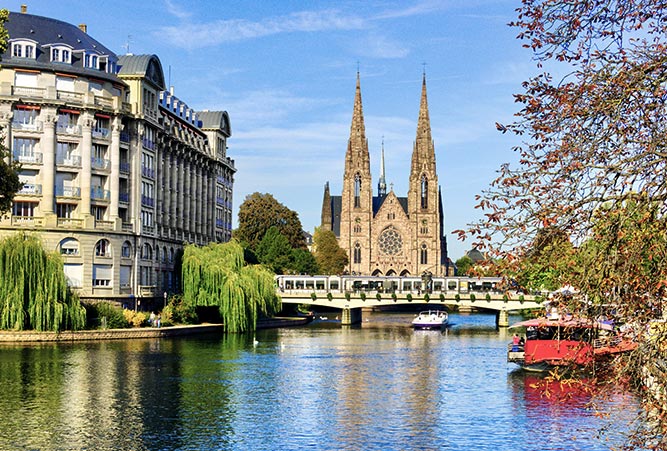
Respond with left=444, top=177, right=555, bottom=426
left=164, top=0, right=192, bottom=20
left=351, top=32, right=411, bottom=59
left=156, top=9, right=367, bottom=49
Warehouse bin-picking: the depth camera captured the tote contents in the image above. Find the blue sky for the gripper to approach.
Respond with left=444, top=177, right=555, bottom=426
left=5, top=0, right=534, bottom=259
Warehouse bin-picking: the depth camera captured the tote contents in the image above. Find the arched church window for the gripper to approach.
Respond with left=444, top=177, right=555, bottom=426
left=354, top=173, right=361, bottom=208
left=420, top=243, right=428, bottom=265
left=421, top=174, right=428, bottom=209
left=353, top=242, right=362, bottom=264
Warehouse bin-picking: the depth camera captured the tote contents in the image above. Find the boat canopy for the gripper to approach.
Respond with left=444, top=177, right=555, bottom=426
left=509, top=317, right=614, bottom=331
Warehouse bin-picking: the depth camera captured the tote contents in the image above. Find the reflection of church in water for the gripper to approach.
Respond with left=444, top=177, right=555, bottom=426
left=321, top=73, right=452, bottom=276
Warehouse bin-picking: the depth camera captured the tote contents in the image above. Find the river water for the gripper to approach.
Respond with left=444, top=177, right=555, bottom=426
left=0, top=312, right=641, bottom=451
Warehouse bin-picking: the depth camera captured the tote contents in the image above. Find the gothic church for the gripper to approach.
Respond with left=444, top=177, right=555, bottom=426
left=321, top=73, right=451, bottom=276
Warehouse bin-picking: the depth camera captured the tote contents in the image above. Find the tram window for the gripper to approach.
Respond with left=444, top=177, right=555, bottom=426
left=402, top=282, right=411, bottom=291
left=330, top=281, right=339, bottom=290
left=448, top=281, right=457, bottom=291
left=316, top=281, right=325, bottom=290
left=433, top=282, right=442, bottom=291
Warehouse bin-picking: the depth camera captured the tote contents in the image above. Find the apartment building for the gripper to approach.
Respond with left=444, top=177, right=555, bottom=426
left=0, top=8, right=236, bottom=305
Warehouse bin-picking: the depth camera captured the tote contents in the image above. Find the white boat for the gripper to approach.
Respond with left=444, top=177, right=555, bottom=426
left=412, top=310, right=448, bottom=329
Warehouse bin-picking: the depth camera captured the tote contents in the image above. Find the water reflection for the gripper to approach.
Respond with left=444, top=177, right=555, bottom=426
left=0, top=313, right=640, bottom=451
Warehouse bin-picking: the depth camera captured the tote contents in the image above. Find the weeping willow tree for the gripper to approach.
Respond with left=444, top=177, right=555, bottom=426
left=182, top=240, right=281, bottom=333
left=0, top=233, right=86, bottom=331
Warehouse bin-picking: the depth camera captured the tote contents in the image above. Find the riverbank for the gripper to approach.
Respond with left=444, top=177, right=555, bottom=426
left=0, top=316, right=311, bottom=343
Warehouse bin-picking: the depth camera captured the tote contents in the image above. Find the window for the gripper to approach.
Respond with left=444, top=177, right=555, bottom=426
left=13, top=108, right=39, bottom=128
left=13, top=138, right=40, bottom=163
left=142, top=243, right=153, bottom=260
left=93, top=265, right=112, bottom=287
left=11, top=41, right=36, bottom=59
left=56, top=203, right=76, bottom=218
left=92, top=205, right=106, bottom=220
left=14, top=72, right=38, bottom=87
left=420, top=244, right=428, bottom=265
left=378, top=227, right=403, bottom=256
left=57, top=111, right=79, bottom=132
left=56, top=142, right=79, bottom=165
left=141, top=210, right=154, bottom=229
left=121, top=241, right=132, bottom=258
left=354, top=174, right=361, bottom=208
left=52, top=48, right=60, bottom=62
left=95, top=239, right=110, bottom=257
left=93, top=117, right=109, bottom=138
left=353, top=242, right=362, bottom=264
left=421, top=174, right=428, bottom=209
left=59, top=238, right=80, bottom=256
left=13, top=201, right=36, bottom=217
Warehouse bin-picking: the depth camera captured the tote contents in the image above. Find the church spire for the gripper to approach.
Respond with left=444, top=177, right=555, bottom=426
left=344, top=70, right=371, bottom=186
left=378, top=137, right=387, bottom=197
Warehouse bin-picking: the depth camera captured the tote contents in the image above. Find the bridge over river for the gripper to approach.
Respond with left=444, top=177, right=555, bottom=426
left=276, top=275, right=543, bottom=326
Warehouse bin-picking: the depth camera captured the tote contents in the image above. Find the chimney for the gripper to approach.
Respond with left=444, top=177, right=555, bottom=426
left=78, top=24, right=87, bottom=33
left=20, top=4, right=27, bottom=13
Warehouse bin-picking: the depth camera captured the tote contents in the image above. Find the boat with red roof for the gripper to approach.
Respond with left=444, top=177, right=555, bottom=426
left=507, top=311, right=636, bottom=372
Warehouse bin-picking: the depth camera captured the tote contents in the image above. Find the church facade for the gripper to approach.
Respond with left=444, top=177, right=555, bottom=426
left=321, top=73, right=451, bottom=277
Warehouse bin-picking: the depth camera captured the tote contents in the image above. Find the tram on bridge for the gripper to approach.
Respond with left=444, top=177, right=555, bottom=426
left=275, top=274, right=505, bottom=295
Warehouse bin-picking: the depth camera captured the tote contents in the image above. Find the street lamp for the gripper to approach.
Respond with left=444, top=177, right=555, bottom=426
left=163, top=291, right=167, bottom=309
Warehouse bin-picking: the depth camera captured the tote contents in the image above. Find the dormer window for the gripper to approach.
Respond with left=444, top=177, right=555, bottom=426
left=83, top=53, right=99, bottom=69
left=47, top=44, right=72, bottom=64
left=10, top=39, right=37, bottom=60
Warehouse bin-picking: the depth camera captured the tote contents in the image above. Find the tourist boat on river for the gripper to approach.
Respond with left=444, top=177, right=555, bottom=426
left=412, top=310, right=449, bottom=330
left=507, top=314, right=636, bottom=372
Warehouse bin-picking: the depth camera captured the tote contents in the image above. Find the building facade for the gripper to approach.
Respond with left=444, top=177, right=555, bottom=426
left=321, top=73, right=451, bottom=276
left=0, top=8, right=236, bottom=304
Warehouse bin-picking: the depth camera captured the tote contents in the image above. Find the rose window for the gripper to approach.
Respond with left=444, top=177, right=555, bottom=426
left=378, top=227, right=403, bottom=255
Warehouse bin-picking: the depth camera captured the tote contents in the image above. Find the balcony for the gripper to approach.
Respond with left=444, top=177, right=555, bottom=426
left=12, top=121, right=43, bottom=132
left=94, top=96, right=113, bottom=108
left=10, top=216, right=43, bottom=227
left=55, top=186, right=81, bottom=198
left=56, top=124, right=82, bottom=135
left=92, top=157, right=110, bottom=170
left=57, top=90, right=84, bottom=103
left=141, top=166, right=155, bottom=179
left=56, top=154, right=82, bottom=167
left=95, top=220, right=115, bottom=230
left=91, top=187, right=110, bottom=201
left=92, top=127, right=109, bottom=139
left=141, top=195, right=154, bottom=207
left=13, top=152, right=42, bottom=164
left=142, top=138, right=155, bottom=150
left=18, top=183, right=42, bottom=195
left=13, top=86, right=44, bottom=98
left=57, top=218, right=83, bottom=228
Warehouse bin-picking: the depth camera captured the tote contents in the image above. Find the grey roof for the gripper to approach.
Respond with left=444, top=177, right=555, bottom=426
left=3, top=12, right=122, bottom=84
left=198, top=110, right=232, bottom=136
left=329, top=194, right=408, bottom=238
left=117, top=54, right=165, bottom=89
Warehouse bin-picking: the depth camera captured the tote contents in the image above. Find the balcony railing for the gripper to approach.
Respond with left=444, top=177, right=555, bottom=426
left=92, top=157, right=110, bottom=170
left=95, top=220, right=115, bottom=230
left=120, top=132, right=130, bottom=143
left=141, top=166, right=155, bottom=178
left=13, top=152, right=42, bottom=164
left=13, top=86, right=44, bottom=98
left=10, top=216, right=43, bottom=226
left=55, top=186, right=81, bottom=198
left=94, top=96, right=113, bottom=108
left=141, top=195, right=154, bottom=207
left=92, top=128, right=109, bottom=139
left=91, top=188, right=110, bottom=201
left=12, top=121, right=43, bottom=132
left=57, top=218, right=83, bottom=228
left=121, top=222, right=134, bottom=233
left=120, top=161, right=131, bottom=174
left=56, top=154, right=82, bottom=167
left=56, top=124, right=82, bottom=135
left=18, top=183, right=41, bottom=195
left=142, top=138, right=156, bottom=150
left=56, top=90, right=84, bottom=102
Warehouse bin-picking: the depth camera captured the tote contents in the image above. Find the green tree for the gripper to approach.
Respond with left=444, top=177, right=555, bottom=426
left=290, top=248, right=318, bottom=275
left=0, top=233, right=86, bottom=331
left=458, top=1, right=667, bottom=444
left=236, top=192, right=306, bottom=250
left=454, top=256, right=473, bottom=276
left=313, top=227, right=348, bottom=274
left=255, top=226, right=293, bottom=274
left=181, top=240, right=280, bottom=333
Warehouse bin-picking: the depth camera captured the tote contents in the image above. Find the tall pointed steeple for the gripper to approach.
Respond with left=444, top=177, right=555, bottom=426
left=378, top=137, right=387, bottom=197
left=321, top=181, right=332, bottom=231
left=345, top=71, right=371, bottom=173
left=411, top=72, right=436, bottom=171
